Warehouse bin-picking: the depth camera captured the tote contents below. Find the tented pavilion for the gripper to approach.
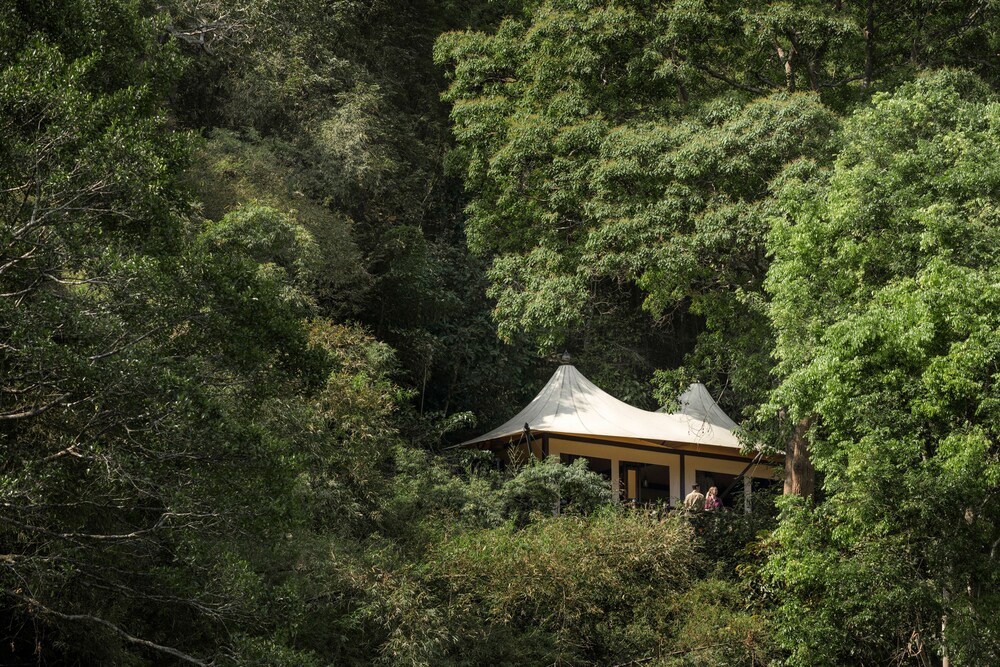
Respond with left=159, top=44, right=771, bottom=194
left=459, top=361, right=779, bottom=507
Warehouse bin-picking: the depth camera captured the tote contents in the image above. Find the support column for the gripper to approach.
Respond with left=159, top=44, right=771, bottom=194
left=611, top=458, right=620, bottom=503
left=626, top=467, right=639, bottom=502
left=669, top=463, right=681, bottom=508
left=679, top=453, right=686, bottom=505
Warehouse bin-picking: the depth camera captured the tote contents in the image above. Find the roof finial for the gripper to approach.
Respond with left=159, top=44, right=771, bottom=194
left=560, top=351, right=572, bottom=365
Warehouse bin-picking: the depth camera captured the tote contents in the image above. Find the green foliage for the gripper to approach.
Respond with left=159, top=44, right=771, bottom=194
left=359, top=507, right=780, bottom=667
left=662, top=576, right=776, bottom=667
left=167, top=0, right=541, bottom=428
left=765, top=70, right=1000, bottom=665
left=188, top=130, right=371, bottom=315
left=662, top=0, right=1000, bottom=102
left=378, top=445, right=505, bottom=549
left=380, top=512, right=703, bottom=666
left=0, top=3, right=415, bottom=662
left=500, top=455, right=612, bottom=523
left=10, top=0, right=1000, bottom=665
left=202, top=204, right=324, bottom=311
left=0, top=2, right=315, bottom=661
left=435, top=1, right=847, bottom=415
left=436, top=1, right=679, bottom=351
left=437, top=0, right=1000, bottom=418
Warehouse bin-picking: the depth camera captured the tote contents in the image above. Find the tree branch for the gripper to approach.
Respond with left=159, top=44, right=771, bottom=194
left=691, top=62, right=768, bottom=95
left=0, top=392, right=72, bottom=420
left=89, top=326, right=163, bottom=362
left=819, top=73, right=867, bottom=89
left=5, top=591, right=211, bottom=666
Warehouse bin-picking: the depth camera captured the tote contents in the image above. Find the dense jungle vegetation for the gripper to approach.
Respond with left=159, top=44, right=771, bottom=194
left=2, top=0, right=1000, bottom=664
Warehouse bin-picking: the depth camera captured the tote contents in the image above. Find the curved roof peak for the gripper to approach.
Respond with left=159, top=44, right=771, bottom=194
left=661, top=382, right=739, bottom=431
left=460, top=365, right=741, bottom=450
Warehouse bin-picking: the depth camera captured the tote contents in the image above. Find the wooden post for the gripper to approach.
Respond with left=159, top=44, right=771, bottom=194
left=626, top=467, right=639, bottom=502
left=611, top=459, right=620, bottom=503
left=678, top=453, right=686, bottom=507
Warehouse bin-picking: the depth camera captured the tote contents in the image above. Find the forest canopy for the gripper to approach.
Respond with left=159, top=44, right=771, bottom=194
left=1, top=0, right=999, bottom=665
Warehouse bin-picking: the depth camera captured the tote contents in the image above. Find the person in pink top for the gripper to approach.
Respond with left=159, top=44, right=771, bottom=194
left=704, top=486, right=723, bottom=510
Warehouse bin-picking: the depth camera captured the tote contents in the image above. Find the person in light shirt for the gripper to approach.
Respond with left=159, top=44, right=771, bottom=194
left=683, top=483, right=705, bottom=511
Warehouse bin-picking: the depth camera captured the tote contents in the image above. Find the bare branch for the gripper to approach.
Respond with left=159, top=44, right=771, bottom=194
left=0, top=514, right=161, bottom=542
left=691, top=63, right=769, bottom=95
left=819, top=73, right=867, bottom=89
left=89, top=326, right=163, bottom=362
left=5, top=591, right=211, bottom=666
left=0, top=392, right=72, bottom=421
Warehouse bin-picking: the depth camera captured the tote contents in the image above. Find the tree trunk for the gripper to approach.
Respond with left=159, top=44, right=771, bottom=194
left=863, top=0, right=875, bottom=87
left=784, top=416, right=815, bottom=498
left=941, top=584, right=950, bottom=667
left=775, top=40, right=796, bottom=93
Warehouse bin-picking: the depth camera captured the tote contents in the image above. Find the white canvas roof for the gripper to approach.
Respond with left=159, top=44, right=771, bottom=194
left=459, top=364, right=742, bottom=450
left=661, top=382, right=739, bottom=431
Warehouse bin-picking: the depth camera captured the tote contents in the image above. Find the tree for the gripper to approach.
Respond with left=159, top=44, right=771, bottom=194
left=167, top=0, right=541, bottom=431
left=662, top=1, right=1000, bottom=101
left=435, top=0, right=842, bottom=414
left=499, top=456, right=611, bottom=524
left=436, top=0, right=1000, bottom=470
left=378, top=512, right=701, bottom=666
left=0, top=4, right=393, bottom=662
left=764, top=70, right=1000, bottom=666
